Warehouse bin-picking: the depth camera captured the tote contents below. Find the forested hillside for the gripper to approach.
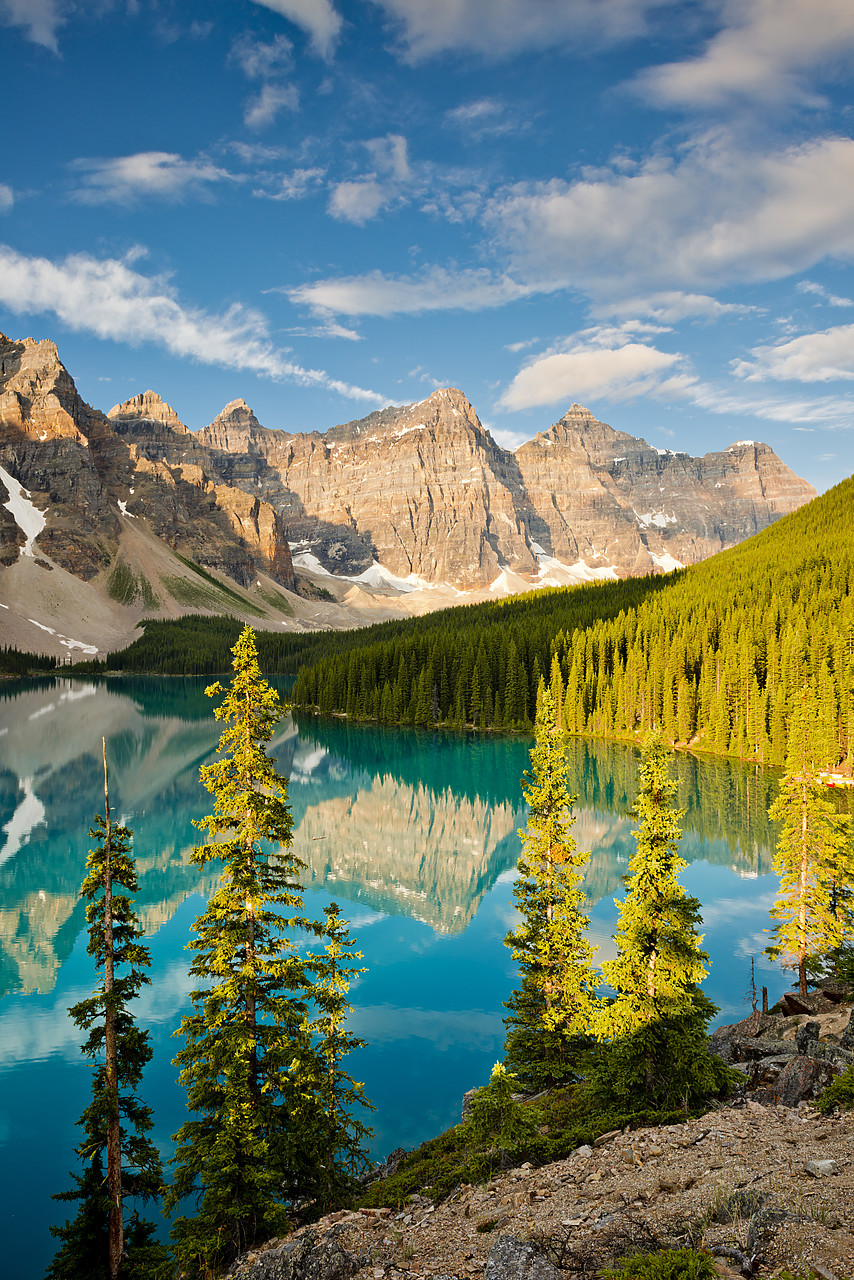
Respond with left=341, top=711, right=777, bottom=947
left=292, top=476, right=854, bottom=767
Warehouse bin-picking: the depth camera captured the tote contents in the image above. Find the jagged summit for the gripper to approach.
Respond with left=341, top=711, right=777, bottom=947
left=208, top=398, right=264, bottom=433
left=108, top=390, right=187, bottom=433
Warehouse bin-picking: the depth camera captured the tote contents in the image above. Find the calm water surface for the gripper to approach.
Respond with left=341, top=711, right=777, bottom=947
left=0, top=677, right=788, bottom=1279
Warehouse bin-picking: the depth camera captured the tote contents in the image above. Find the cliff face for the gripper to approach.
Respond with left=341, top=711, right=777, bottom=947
left=107, top=391, right=295, bottom=588
left=513, top=403, right=816, bottom=575
left=0, top=334, right=294, bottom=598
left=199, top=392, right=816, bottom=589
left=0, top=329, right=817, bottom=615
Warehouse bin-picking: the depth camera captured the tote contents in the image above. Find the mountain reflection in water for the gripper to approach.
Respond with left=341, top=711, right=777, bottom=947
left=0, top=677, right=778, bottom=999
left=0, top=675, right=793, bottom=1280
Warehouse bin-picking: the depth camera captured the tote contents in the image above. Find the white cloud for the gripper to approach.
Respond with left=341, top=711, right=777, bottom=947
left=594, top=291, right=753, bottom=322
left=256, top=166, right=326, bottom=201
left=0, top=243, right=386, bottom=403
left=249, top=0, right=342, bottom=58
left=797, top=280, right=853, bottom=308
left=487, top=134, right=854, bottom=298
left=231, top=32, right=298, bottom=128
left=70, top=151, right=233, bottom=205
left=637, top=0, right=854, bottom=108
left=444, top=97, right=520, bottom=140
left=364, top=133, right=410, bottom=181
left=231, top=31, right=293, bottom=79
left=328, top=179, right=389, bottom=224
left=245, top=82, right=299, bottom=129
left=499, top=324, right=683, bottom=411
left=664, top=375, right=854, bottom=429
left=734, top=323, right=854, bottom=383
left=289, top=265, right=542, bottom=315
left=373, top=0, right=672, bottom=62
left=326, top=134, right=412, bottom=224
left=0, top=184, right=13, bottom=213
left=0, top=0, right=67, bottom=52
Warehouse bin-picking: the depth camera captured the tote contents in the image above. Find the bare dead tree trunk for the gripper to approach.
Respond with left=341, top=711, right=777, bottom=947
left=102, top=738, right=123, bottom=1280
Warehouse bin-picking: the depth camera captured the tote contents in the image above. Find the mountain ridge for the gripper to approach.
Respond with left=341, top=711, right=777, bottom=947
left=0, top=330, right=817, bottom=658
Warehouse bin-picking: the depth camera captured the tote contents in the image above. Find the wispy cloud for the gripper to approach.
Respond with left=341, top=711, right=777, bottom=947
left=733, top=323, right=854, bottom=383
left=0, top=243, right=386, bottom=403
left=0, top=0, right=68, bottom=53
left=231, top=32, right=299, bottom=129
left=255, top=166, right=326, bottom=201
left=327, top=133, right=411, bottom=224
left=0, top=183, right=13, bottom=213
left=444, top=97, right=523, bottom=140
left=594, top=291, right=754, bottom=323
left=374, top=0, right=674, bottom=63
left=289, top=265, right=542, bottom=316
left=249, top=0, right=342, bottom=59
left=69, top=151, right=234, bottom=206
left=797, top=280, right=853, bottom=308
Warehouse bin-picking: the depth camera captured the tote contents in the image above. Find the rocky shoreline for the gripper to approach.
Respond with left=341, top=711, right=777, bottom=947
left=229, top=992, right=854, bottom=1280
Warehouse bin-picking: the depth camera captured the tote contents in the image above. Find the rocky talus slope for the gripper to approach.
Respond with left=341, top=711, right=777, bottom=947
left=230, top=998, right=854, bottom=1280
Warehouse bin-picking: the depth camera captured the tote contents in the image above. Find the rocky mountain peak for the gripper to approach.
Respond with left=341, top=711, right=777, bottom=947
left=107, top=390, right=188, bottom=434
left=209, top=398, right=264, bottom=433
left=0, top=331, right=98, bottom=438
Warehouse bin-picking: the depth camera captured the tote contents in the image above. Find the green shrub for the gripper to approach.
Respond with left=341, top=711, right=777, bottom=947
left=816, top=1063, right=854, bottom=1114
left=601, top=1247, right=717, bottom=1279
left=356, top=1084, right=692, bottom=1208
left=460, top=1063, right=542, bottom=1156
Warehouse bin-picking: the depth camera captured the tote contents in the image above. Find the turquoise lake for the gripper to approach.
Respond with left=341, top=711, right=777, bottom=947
left=0, top=676, right=790, bottom=1279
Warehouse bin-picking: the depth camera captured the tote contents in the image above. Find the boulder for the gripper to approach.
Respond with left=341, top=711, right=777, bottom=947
left=232, top=1227, right=367, bottom=1280
left=752, top=1055, right=830, bottom=1106
left=485, top=1235, right=563, bottom=1280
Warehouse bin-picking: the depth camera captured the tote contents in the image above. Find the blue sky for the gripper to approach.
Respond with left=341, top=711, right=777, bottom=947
left=1, top=0, right=853, bottom=491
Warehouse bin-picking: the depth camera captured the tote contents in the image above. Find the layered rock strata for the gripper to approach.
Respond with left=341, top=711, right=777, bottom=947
left=198, top=392, right=815, bottom=590
left=0, top=334, right=294, bottom=591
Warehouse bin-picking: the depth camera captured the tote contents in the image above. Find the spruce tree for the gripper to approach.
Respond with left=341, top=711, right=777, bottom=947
left=166, top=626, right=371, bottom=1277
left=766, top=688, right=854, bottom=996
left=592, top=733, right=734, bottom=1110
left=503, top=685, right=598, bottom=1089
left=294, top=904, right=375, bottom=1214
left=47, top=742, right=167, bottom=1280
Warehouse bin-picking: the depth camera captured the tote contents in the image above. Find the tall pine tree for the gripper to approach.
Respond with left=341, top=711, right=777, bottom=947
left=592, top=733, right=735, bottom=1110
left=294, top=904, right=375, bottom=1214
left=503, top=685, right=598, bottom=1089
left=165, top=627, right=371, bottom=1277
left=47, top=742, right=167, bottom=1280
left=766, top=687, right=854, bottom=995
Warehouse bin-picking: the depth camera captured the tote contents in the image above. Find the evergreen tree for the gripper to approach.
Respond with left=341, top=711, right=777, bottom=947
left=295, top=904, right=375, bottom=1214
left=47, top=742, right=167, bottom=1280
left=166, top=626, right=320, bottom=1276
left=597, top=733, right=709, bottom=1035
left=503, top=686, right=598, bottom=1089
left=592, top=733, right=734, bottom=1110
left=766, top=688, right=854, bottom=996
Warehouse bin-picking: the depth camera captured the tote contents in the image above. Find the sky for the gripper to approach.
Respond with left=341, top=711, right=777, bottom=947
left=1, top=0, right=853, bottom=492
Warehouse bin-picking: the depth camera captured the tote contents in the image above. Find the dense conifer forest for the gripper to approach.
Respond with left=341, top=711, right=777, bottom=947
left=292, top=475, right=854, bottom=767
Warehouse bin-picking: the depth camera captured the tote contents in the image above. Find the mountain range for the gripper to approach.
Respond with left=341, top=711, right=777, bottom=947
left=0, top=331, right=816, bottom=660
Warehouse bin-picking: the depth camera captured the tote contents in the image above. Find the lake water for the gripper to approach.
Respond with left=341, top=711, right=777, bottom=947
left=0, top=676, right=789, bottom=1279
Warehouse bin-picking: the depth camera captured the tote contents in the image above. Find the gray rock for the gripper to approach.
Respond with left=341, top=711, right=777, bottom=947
left=796, top=1021, right=821, bottom=1053
left=730, top=1036, right=797, bottom=1062
left=485, top=1235, right=563, bottom=1280
left=461, top=1087, right=479, bottom=1120
left=840, top=1008, right=854, bottom=1050
left=752, top=1054, right=828, bottom=1106
left=805, top=1159, right=839, bottom=1177
left=234, top=1227, right=367, bottom=1280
